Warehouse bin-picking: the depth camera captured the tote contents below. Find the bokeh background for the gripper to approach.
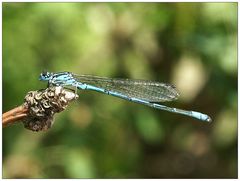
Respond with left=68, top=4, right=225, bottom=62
left=3, top=2, right=237, bottom=178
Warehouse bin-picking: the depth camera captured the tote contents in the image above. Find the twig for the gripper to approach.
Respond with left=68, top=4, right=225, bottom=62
left=2, top=105, right=28, bottom=127
left=2, top=86, right=78, bottom=131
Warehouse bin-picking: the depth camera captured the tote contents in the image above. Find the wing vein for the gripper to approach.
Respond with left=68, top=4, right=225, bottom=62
left=73, top=74, right=179, bottom=102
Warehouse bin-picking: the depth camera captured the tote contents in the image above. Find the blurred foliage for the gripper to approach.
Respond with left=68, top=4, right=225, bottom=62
left=3, top=2, right=237, bottom=178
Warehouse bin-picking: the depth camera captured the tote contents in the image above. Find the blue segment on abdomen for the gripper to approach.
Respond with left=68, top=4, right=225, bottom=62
left=84, top=84, right=136, bottom=101
left=84, top=84, right=106, bottom=92
left=130, top=97, right=150, bottom=104
left=83, top=84, right=154, bottom=106
left=191, top=111, right=209, bottom=122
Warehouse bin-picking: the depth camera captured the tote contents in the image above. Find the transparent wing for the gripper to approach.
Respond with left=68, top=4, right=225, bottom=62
left=73, top=74, right=180, bottom=103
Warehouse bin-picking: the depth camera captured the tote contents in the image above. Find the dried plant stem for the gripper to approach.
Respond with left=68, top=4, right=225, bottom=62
left=2, top=86, right=78, bottom=131
left=2, top=105, right=28, bottom=127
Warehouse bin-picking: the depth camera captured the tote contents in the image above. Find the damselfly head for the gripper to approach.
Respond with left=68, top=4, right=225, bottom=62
left=39, top=71, right=53, bottom=81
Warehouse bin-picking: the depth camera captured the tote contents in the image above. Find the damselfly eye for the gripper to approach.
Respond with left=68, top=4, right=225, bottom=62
left=41, top=71, right=49, bottom=77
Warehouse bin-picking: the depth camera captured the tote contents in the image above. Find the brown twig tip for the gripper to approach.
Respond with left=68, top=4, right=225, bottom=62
left=2, top=106, right=28, bottom=127
left=3, top=86, right=78, bottom=132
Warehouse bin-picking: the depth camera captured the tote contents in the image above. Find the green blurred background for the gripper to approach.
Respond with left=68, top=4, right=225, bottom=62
left=3, top=2, right=237, bottom=178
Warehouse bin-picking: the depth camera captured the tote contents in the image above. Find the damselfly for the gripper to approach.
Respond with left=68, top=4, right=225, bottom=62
left=39, top=71, right=211, bottom=122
